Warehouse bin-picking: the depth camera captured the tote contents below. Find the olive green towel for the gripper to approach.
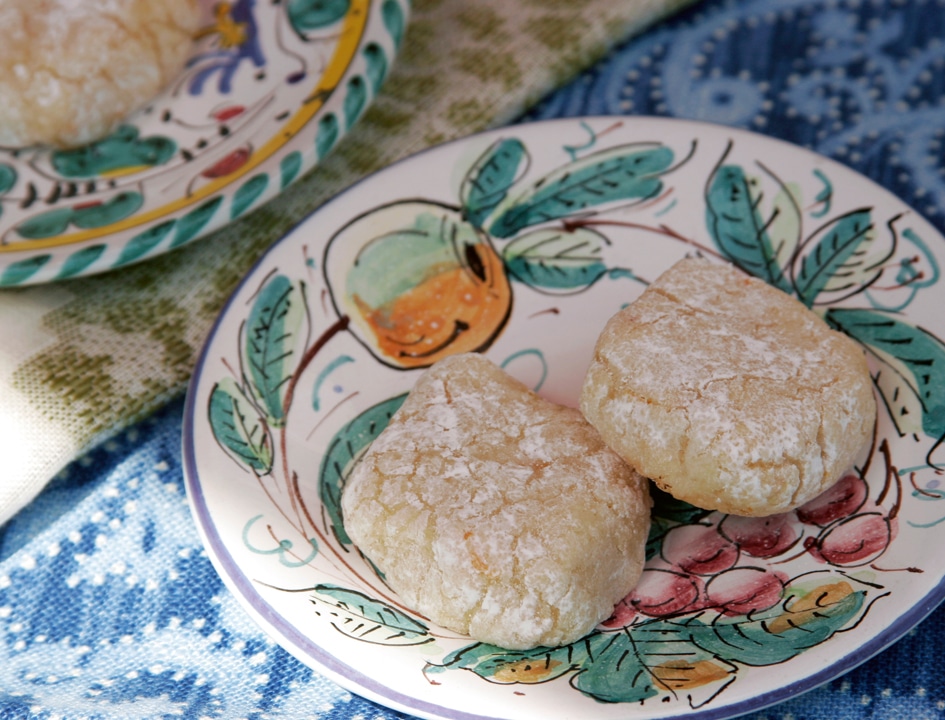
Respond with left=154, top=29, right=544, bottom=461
left=0, top=0, right=695, bottom=523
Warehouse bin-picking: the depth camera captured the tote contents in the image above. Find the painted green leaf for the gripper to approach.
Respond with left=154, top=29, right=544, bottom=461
left=571, top=632, right=661, bottom=703
left=501, top=226, right=608, bottom=293
left=690, top=581, right=865, bottom=666
left=171, top=196, right=223, bottom=248
left=792, top=208, right=891, bottom=307
left=230, top=174, right=269, bottom=220
left=705, top=164, right=793, bottom=293
left=488, top=143, right=674, bottom=238
left=0, top=163, right=17, bottom=194
left=16, top=208, right=74, bottom=239
left=768, top=181, right=804, bottom=270
left=208, top=378, right=273, bottom=474
left=244, top=274, right=306, bottom=426
left=362, top=42, right=388, bottom=93
left=432, top=638, right=590, bottom=685
left=311, top=584, right=432, bottom=645
left=17, top=191, right=145, bottom=239
left=56, top=244, right=107, bottom=280
left=50, top=125, right=175, bottom=177
left=115, top=220, right=175, bottom=267
left=572, top=628, right=734, bottom=704
left=280, top=151, right=303, bottom=190
left=0, top=254, right=50, bottom=286
left=287, top=0, right=349, bottom=33
left=72, top=192, right=143, bottom=229
left=315, top=113, right=339, bottom=160
left=382, top=0, right=406, bottom=47
left=319, top=393, right=407, bottom=545
left=460, top=138, right=528, bottom=229
left=826, top=307, right=945, bottom=439
left=343, top=75, right=368, bottom=130
left=436, top=624, right=735, bottom=705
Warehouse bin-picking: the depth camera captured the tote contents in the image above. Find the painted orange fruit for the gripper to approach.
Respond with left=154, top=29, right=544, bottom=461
left=324, top=200, right=512, bottom=369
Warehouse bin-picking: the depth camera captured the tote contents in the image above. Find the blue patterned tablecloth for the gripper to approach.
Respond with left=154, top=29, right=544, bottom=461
left=4, top=0, right=945, bottom=718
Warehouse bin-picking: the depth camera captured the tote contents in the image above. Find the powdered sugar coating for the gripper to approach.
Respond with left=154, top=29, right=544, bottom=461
left=341, top=353, right=652, bottom=650
left=0, top=0, right=199, bottom=148
left=580, top=257, right=876, bottom=517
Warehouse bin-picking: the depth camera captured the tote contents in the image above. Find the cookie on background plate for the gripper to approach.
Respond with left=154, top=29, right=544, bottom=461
left=0, top=0, right=199, bottom=148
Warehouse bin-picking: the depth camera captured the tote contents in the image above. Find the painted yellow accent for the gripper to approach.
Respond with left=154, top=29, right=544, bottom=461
left=98, top=165, right=151, bottom=179
left=652, top=659, right=732, bottom=691
left=492, top=658, right=564, bottom=684
left=196, top=3, right=249, bottom=49
left=767, top=581, right=854, bottom=635
left=1, top=0, right=370, bottom=254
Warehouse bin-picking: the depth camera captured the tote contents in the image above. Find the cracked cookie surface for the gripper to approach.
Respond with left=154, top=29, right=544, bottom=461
left=0, top=0, right=199, bottom=148
left=341, top=353, right=651, bottom=650
left=580, top=257, right=876, bottom=517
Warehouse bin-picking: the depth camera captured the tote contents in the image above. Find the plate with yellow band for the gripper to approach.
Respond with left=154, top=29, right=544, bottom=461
left=0, top=0, right=409, bottom=287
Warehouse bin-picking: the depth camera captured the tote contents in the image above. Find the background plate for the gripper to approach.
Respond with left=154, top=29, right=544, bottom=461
left=183, top=116, right=945, bottom=720
left=0, top=0, right=408, bottom=287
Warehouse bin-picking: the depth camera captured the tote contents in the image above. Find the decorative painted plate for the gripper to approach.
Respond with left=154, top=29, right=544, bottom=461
left=183, top=116, right=945, bottom=720
left=0, top=0, right=409, bottom=287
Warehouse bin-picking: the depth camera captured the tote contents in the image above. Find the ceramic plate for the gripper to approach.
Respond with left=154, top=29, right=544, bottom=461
left=183, top=116, right=945, bottom=720
left=0, top=0, right=408, bottom=287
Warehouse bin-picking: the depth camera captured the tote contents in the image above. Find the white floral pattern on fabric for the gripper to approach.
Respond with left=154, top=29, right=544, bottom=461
left=0, top=400, right=364, bottom=719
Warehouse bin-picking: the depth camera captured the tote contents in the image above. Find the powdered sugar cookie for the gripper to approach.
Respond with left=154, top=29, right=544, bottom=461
left=341, top=353, right=652, bottom=650
left=580, top=257, right=876, bottom=517
left=0, top=0, right=200, bottom=148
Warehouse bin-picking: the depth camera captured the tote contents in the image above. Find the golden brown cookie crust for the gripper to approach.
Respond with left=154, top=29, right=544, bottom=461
left=341, top=353, right=652, bottom=650
left=580, top=257, right=876, bottom=517
left=0, top=0, right=200, bottom=148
